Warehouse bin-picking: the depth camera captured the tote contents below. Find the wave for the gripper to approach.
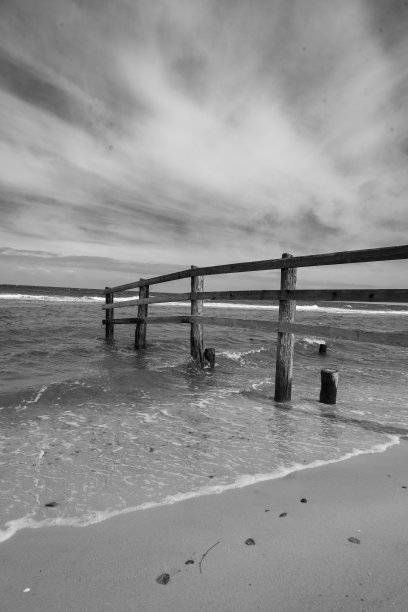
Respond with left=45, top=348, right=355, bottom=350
left=1, top=294, right=407, bottom=315
left=219, top=347, right=269, bottom=361
left=0, top=435, right=400, bottom=545
left=0, top=293, right=104, bottom=303
left=14, top=385, right=49, bottom=412
left=205, top=302, right=408, bottom=315
left=163, top=302, right=408, bottom=315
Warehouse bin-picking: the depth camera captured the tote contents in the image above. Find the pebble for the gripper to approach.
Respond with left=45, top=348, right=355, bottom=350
left=44, top=501, right=59, bottom=508
left=156, top=573, right=170, bottom=585
left=348, top=537, right=361, bottom=544
left=245, top=538, right=255, bottom=546
left=300, top=498, right=307, bottom=503
left=279, top=512, right=288, bottom=517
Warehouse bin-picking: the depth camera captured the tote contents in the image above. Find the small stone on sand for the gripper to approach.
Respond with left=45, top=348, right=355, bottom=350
left=245, top=538, right=255, bottom=546
left=348, top=537, right=361, bottom=544
left=279, top=512, right=287, bottom=517
left=156, top=573, right=170, bottom=585
left=185, top=559, right=194, bottom=565
left=300, top=498, right=307, bottom=503
left=44, top=501, right=59, bottom=508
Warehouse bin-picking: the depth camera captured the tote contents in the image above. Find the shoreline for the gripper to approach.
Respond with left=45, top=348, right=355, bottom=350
left=1, top=440, right=408, bottom=611
left=0, top=435, right=400, bottom=546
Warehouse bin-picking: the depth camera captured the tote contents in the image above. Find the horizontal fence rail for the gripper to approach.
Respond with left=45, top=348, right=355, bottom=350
left=102, top=315, right=408, bottom=348
left=104, top=244, right=408, bottom=293
left=102, top=244, right=408, bottom=402
left=102, top=288, right=408, bottom=310
left=102, top=305, right=408, bottom=349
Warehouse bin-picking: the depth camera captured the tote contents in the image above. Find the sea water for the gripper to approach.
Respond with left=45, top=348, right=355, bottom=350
left=1, top=290, right=407, bottom=543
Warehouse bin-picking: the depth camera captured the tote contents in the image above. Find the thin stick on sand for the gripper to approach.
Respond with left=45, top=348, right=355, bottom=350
left=199, top=541, right=221, bottom=574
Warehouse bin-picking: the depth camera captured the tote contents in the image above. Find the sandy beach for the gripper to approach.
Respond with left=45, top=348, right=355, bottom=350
left=0, top=441, right=407, bottom=611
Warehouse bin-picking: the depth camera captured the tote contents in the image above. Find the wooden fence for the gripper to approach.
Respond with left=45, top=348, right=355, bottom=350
left=102, top=244, right=408, bottom=402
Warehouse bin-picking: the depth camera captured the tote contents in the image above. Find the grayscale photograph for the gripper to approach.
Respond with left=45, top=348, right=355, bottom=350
left=0, top=1, right=407, bottom=610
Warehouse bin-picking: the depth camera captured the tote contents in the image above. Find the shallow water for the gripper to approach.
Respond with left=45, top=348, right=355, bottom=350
left=0, top=292, right=407, bottom=542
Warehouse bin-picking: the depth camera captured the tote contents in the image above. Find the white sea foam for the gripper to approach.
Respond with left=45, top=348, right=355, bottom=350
left=204, top=302, right=278, bottom=310
left=220, top=347, right=268, bottom=361
left=297, top=337, right=326, bottom=347
left=0, top=293, right=105, bottom=303
left=141, top=413, right=158, bottom=423
left=1, top=293, right=407, bottom=314
left=0, top=435, right=400, bottom=545
left=15, top=385, right=49, bottom=412
left=204, top=302, right=408, bottom=315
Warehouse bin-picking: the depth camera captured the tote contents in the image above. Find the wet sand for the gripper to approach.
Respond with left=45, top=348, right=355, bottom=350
left=1, top=441, right=408, bottom=611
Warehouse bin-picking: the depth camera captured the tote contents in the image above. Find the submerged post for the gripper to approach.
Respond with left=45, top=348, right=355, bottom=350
left=274, top=253, right=297, bottom=402
left=135, top=279, right=149, bottom=349
left=320, top=369, right=339, bottom=404
left=105, top=288, right=114, bottom=340
left=190, top=265, right=204, bottom=367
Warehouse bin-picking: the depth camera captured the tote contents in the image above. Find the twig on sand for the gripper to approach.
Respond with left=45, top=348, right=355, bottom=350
left=199, top=541, right=221, bottom=574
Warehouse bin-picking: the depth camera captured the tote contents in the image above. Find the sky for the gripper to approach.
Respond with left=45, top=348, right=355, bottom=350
left=0, top=0, right=407, bottom=290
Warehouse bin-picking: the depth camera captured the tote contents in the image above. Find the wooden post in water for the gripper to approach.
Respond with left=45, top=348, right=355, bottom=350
left=105, top=288, right=114, bottom=340
left=204, top=347, right=216, bottom=369
left=320, top=369, right=339, bottom=404
left=135, top=279, right=149, bottom=349
left=190, top=266, right=204, bottom=367
left=274, top=253, right=297, bottom=402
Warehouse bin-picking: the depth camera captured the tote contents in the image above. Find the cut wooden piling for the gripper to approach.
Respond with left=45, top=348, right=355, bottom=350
left=105, top=289, right=114, bottom=340
left=274, top=253, right=297, bottom=402
left=319, top=368, right=339, bottom=404
left=319, top=343, right=327, bottom=355
left=191, top=266, right=204, bottom=367
left=135, top=280, right=149, bottom=349
left=204, top=348, right=216, bottom=368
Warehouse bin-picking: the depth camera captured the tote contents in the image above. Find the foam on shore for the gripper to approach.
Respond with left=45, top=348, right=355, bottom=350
left=0, top=435, right=399, bottom=546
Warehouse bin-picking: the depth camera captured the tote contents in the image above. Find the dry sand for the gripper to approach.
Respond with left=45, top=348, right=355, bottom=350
left=1, top=441, right=408, bottom=612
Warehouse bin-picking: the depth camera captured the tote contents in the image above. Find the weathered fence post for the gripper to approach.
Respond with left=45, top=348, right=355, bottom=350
left=319, top=343, right=327, bottom=355
left=320, top=369, right=339, bottom=404
left=190, top=265, right=204, bottom=367
left=274, top=253, right=297, bottom=402
left=135, top=279, right=149, bottom=349
left=105, top=288, right=114, bottom=340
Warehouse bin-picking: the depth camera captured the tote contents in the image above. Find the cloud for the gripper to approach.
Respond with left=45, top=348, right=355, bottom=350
left=0, top=0, right=407, bottom=287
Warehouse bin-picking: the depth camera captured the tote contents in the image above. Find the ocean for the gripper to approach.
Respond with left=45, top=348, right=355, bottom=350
left=1, top=287, right=408, bottom=544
